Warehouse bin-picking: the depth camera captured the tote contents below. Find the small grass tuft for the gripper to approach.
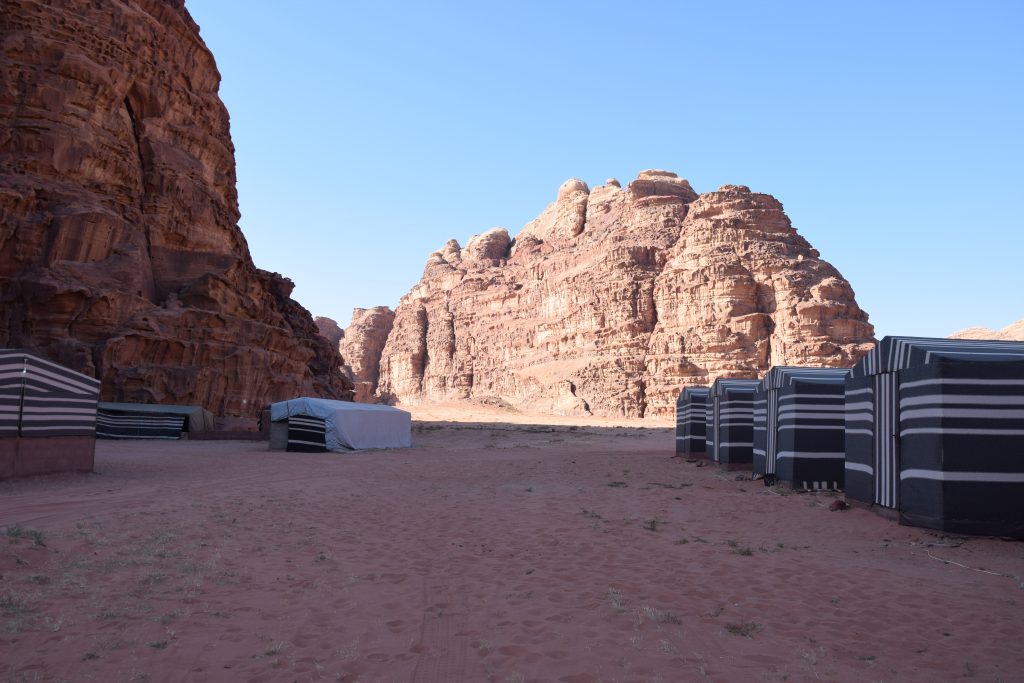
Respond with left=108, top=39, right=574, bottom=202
left=725, top=621, right=762, bottom=638
left=0, top=593, right=32, bottom=616
left=4, top=525, right=45, bottom=547
left=725, top=539, right=753, bottom=555
left=607, top=588, right=626, bottom=613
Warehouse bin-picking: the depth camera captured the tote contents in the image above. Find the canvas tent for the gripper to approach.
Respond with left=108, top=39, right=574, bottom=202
left=271, top=397, right=412, bottom=451
left=707, top=379, right=759, bottom=468
left=96, top=403, right=214, bottom=439
left=845, top=336, right=1024, bottom=537
left=676, top=387, right=710, bottom=457
left=0, top=349, right=99, bottom=479
left=753, top=366, right=849, bottom=490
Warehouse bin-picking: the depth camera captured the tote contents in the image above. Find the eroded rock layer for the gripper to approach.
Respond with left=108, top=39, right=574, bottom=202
left=377, top=171, right=875, bottom=417
left=0, top=0, right=352, bottom=415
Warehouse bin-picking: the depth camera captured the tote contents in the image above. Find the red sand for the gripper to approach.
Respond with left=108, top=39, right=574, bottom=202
left=1, top=418, right=1022, bottom=682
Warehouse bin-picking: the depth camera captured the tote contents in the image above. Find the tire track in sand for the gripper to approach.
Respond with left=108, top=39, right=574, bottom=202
left=410, top=576, right=469, bottom=682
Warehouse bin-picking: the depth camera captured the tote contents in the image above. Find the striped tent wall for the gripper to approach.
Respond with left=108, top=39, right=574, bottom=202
left=0, top=351, right=24, bottom=437
left=709, top=379, right=759, bottom=467
left=0, top=350, right=99, bottom=437
left=675, top=387, right=709, bottom=457
left=705, top=399, right=715, bottom=460
left=897, top=361, right=1024, bottom=537
left=871, top=372, right=901, bottom=508
left=96, top=412, right=186, bottom=439
left=756, top=367, right=849, bottom=489
left=847, top=336, right=1024, bottom=530
left=286, top=415, right=327, bottom=452
left=96, top=403, right=214, bottom=440
left=20, top=354, right=100, bottom=437
left=752, top=387, right=769, bottom=479
left=775, top=377, right=847, bottom=491
left=844, top=374, right=875, bottom=503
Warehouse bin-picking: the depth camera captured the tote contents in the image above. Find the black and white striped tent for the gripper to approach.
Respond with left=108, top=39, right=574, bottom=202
left=96, top=403, right=215, bottom=440
left=752, top=367, right=849, bottom=490
left=270, top=397, right=412, bottom=451
left=845, top=336, right=1024, bottom=537
left=707, top=378, right=759, bottom=468
left=0, top=349, right=100, bottom=479
left=675, top=387, right=709, bottom=457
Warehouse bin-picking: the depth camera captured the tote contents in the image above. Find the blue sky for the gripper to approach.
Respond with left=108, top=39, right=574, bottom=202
left=187, top=1, right=1022, bottom=338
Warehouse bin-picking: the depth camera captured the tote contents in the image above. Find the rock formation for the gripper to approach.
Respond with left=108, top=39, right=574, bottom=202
left=0, top=0, right=352, bottom=415
left=950, top=319, right=1024, bottom=341
left=376, top=171, right=875, bottom=418
left=315, top=317, right=345, bottom=349
left=340, top=307, right=395, bottom=402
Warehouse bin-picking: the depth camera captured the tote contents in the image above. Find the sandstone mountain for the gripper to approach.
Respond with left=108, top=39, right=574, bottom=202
left=949, top=319, right=1024, bottom=341
left=375, top=171, right=875, bottom=418
left=0, top=0, right=352, bottom=415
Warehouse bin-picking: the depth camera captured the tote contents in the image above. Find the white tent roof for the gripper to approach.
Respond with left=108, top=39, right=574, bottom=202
left=270, top=397, right=411, bottom=451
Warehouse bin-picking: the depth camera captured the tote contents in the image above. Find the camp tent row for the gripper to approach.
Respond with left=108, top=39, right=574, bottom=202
left=0, top=349, right=99, bottom=479
left=677, top=336, right=1024, bottom=538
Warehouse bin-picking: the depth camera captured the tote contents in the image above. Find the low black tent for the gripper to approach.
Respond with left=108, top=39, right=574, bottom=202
left=753, top=366, right=849, bottom=489
left=1, top=349, right=99, bottom=479
left=845, top=336, right=1024, bottom=537
left=675, top=387, right=709, bottom=457
left=96, top=403, right=214, bottom=440
left=707, top=378, right=759, bottom=468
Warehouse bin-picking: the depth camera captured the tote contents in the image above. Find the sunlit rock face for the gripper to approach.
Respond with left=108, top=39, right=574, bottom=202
left=0, top=0, right=352, bottom=415
left=376, top=171, right=874, bottom=418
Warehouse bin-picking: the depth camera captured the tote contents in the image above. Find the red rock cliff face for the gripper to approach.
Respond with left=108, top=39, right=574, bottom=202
left=377, top=171, right=875, bottom=418
left=0, top=0, right=352, bottom=415
left=340, top=306, right=395, bottom=402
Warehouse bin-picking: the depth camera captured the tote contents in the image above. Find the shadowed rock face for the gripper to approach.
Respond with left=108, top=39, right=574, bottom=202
left=376, top=171, right=875, bottom=418
left=0, top=0, right=352, bottom=415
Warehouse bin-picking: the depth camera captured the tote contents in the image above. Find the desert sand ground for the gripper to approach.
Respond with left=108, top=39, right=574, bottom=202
left=1, top=405, right=1022, bottom=682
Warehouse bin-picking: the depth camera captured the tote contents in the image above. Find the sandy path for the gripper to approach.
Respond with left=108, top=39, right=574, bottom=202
left=1, top=422, right=1022, bottom=683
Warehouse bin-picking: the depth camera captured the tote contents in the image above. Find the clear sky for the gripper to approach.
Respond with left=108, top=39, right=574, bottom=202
left=187, top=0, right=1023, bottom=338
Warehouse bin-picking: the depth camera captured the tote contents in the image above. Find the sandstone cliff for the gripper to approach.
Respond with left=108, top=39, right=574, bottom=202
left=340, top=307, right=395, bottom=402
left=376, top=171, right=875, bottom=418
left=0, top=0, right=352, bottom=415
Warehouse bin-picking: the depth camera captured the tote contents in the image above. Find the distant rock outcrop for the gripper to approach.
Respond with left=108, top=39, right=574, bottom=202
left=950, top=319, right=1024, bottom=341
left=315, top=317, right=345, bottom=348
left=341, top=307, right=395, bottom=402
left=375, top=171, right=875, bottom=418
left=0, top=0, right=352, bottom=415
